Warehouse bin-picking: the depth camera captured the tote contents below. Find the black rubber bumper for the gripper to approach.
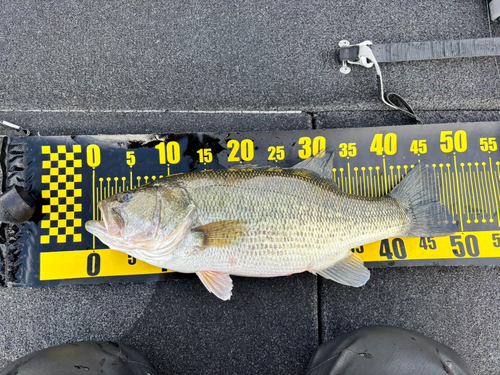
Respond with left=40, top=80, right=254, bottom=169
left=0, top=341, right=159, bottom=375
left=306, top=326, right=473, bottom=375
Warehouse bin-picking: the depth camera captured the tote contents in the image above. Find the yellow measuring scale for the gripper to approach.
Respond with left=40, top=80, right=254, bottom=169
left=21, top=122, right=499, bottom=285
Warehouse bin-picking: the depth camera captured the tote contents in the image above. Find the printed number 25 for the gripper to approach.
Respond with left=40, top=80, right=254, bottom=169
left=268, top=146, right=285, bottom=161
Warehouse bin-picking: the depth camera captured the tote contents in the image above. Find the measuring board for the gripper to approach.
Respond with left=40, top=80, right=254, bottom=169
left=3, top=121, right=500, bottom=287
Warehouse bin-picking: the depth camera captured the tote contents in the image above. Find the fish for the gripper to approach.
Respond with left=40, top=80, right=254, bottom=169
left=85, top=151, right=457, bottom=300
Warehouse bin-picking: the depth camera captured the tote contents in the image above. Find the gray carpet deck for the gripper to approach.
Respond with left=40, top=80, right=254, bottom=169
left=1, top=1, right=500, bottom=373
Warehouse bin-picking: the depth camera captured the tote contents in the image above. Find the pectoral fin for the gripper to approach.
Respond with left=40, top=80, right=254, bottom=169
left=193, top=220, right=245, bottom=248
left=196, top=271, right=233, bottom=300
left=316, top=252, right=370, bottom=287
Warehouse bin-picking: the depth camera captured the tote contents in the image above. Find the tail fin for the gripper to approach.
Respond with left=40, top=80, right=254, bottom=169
left=389, top=162, right=458, bottom=237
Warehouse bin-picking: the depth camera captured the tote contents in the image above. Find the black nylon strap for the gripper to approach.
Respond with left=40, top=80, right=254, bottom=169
left=338, top=45, right=359, bottom=61
left=384, top=92, right=421, bottom=123
left=370, top=37, right=500, bottom=63
left=375, top=75, right=421, bottom=123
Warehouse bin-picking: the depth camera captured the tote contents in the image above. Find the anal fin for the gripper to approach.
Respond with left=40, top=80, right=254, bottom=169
left=196, top=271, right=233, bottom=301
left=316, top=252, right=370, bottom=287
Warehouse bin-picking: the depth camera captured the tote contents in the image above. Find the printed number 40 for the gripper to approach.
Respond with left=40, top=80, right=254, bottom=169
left=379, top=238, right=407, bottom=260
left=370, top=133, right=397, bottom=156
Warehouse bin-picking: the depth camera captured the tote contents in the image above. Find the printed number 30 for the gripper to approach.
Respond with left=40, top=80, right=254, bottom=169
left=298, top=136, right=326, bottom=159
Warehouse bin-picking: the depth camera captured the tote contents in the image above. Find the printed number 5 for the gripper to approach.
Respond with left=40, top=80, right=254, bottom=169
left=493, top=234, right=500, bottom=248
left=126, top=151, right=136, bottom=167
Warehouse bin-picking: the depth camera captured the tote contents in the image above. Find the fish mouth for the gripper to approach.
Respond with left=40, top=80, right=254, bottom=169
left=86, top=201, right=125, bottom=237
left=101, top=201, right=125, bottom=236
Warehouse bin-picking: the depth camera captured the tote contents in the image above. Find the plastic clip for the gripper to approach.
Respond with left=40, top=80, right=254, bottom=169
left=1, top=120, right=31, bottom=136
left=338, top=40, right=420, bottom=123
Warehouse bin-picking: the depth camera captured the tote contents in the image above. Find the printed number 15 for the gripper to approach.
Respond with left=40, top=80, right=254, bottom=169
left=197, top=148, right=213, bottom=163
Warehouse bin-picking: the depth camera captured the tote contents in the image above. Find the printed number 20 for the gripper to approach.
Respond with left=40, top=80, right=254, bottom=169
left=228, top=139, right=254, bottom=162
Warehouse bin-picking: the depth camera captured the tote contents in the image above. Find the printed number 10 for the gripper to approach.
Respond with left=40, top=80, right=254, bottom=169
left=155, top=142, right=181, bottom=164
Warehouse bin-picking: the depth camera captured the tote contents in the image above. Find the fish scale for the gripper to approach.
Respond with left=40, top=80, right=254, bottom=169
left=164, top=169, right=407, bottom=276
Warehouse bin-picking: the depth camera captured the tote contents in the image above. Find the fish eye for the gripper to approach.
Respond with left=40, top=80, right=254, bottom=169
left=120, top=192, right=132, bottom=202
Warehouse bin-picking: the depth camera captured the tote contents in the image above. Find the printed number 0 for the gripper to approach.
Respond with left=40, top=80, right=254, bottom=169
left=86, top=144, right=101, bottom=168
left=87, top=253, right=101, bottom=276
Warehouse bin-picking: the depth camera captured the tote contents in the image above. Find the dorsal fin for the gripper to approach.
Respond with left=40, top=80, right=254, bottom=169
left=291, top=149, right=335, bottom=180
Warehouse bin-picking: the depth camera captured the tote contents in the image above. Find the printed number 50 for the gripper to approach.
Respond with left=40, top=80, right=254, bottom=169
left=450, top=235, right=479, bottom=257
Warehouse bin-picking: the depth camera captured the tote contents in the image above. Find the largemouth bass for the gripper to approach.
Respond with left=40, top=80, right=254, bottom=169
left=85, top=151, right=456, bottom=300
